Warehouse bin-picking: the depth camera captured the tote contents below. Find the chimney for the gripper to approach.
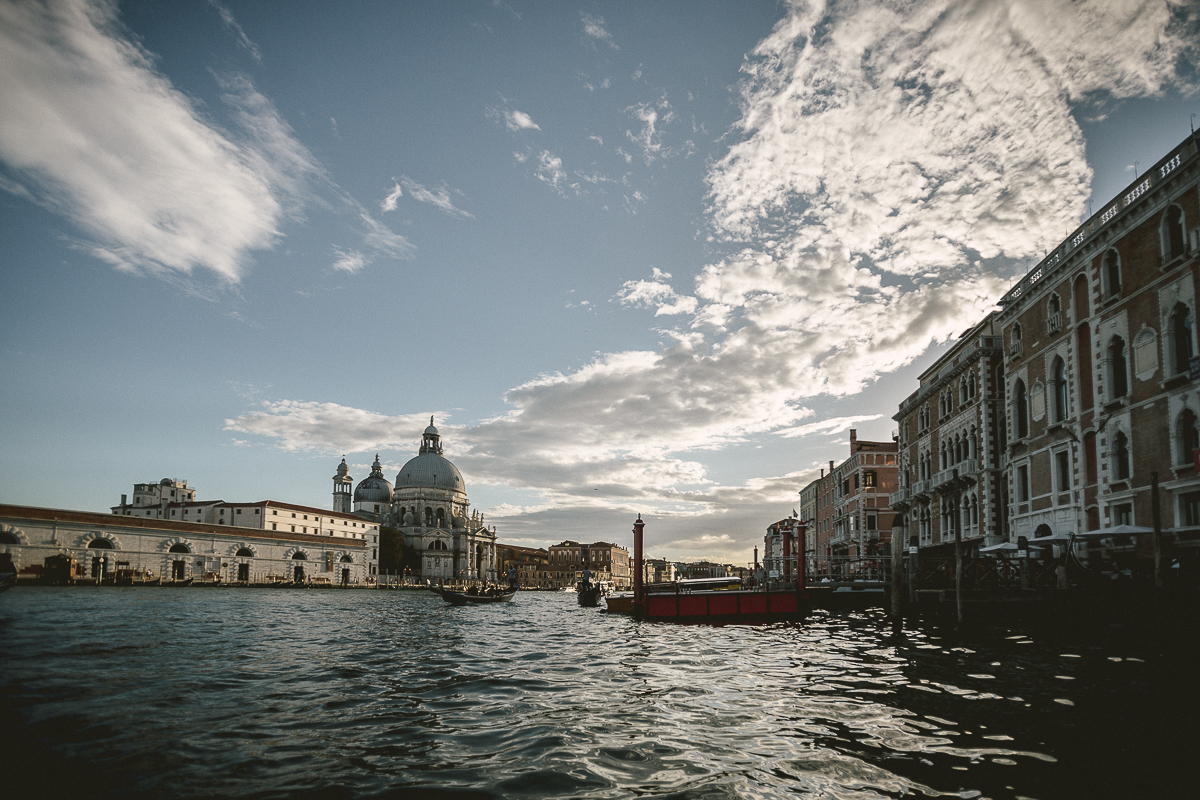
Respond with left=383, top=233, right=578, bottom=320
left=829, top=460, right=835, bottom=473
left=850, top=428, right=857, bottom=453
left=120, top=494, right=127, bottom=507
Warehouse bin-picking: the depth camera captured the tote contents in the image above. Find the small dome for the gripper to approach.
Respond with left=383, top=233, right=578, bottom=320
left=353, top=455, right=393, bottom=503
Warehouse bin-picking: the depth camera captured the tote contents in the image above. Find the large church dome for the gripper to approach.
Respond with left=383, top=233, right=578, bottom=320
left=353, top=454, right=394, bottom=503
left=396, top=419, right=465, bottom=492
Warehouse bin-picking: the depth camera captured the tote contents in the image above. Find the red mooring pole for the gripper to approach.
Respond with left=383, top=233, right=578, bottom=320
left=782, top=526, right=791, bottom=583
left=796, top=521, right=807, bottom=593
left=633, top=514, right=645, bottom=612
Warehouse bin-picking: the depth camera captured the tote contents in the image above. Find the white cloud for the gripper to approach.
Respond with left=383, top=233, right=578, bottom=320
left=331, top=248, right=365, bottom=273
left=224, top=0, right=1199, bottom=556
left=504, top=110, right=540, bottom=132
left=486, top=100, right=541, bottom=133
left=618, top=268, right=699, bottom=316
left=535, top=150, right=568, bottom=191
left=777, top=415, right=884, bottom=439
left=390, top=177, right=474, bottom=218
left=207, top=0, right=261, bottom=62
left=381, top=182, right=402, bottom=212
left=581, top=13, right=618, bottom=49
left=0, top=0, right=319, bottom=285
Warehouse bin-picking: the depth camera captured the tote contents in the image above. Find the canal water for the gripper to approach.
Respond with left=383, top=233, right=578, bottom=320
left=0, top=588, right=1194, bottom=799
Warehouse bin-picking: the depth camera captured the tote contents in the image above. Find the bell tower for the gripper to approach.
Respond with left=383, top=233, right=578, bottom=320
left=332, top=456, right=352, bottom=514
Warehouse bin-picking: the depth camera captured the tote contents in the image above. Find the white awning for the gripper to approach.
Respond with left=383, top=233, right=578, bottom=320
left=1075, top=525, right=1156, bottom=539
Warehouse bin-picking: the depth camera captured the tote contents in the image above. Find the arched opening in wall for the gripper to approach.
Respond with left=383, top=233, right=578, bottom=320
left=0, top=531, right=18, bottom=545
left=1163, top=204, right=1186, bottom=262
left=436, top=508, right=445, bottom=527
left=1047, top=294, right=1062, bottom=333
left=1034, top=523, right=1052, bottom=540
left=1076, top=320, right=1094, bottom=411
left=1052, top=356, right=1068, bottom=422
left=424, top=507, right=434, bottom=526
left=88, top=539, right=113, bottom=580
left=1107, top=337, right=1128, bottom=400
left=168, top=543, right=189, bottom=553
left=292, top=551, right=307, bottom=583
left=1177, top=409, right=1199, bottom=466
left=1014, top=379, right=1029, bottom=439
left=1170, top=302, right=1194, bottom=376
left=1087, top=506, right=1100, bottom=532
left=236, top=547, right=253, bottom=557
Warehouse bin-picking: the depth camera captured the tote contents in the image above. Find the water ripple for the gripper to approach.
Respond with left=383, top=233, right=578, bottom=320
left=2, top=588, right=1197, bottom=799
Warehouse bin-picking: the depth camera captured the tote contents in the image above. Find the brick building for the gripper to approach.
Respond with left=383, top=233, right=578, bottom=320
left=799, top=429, right=898, bottom=577
left=995, top=133, right=1200, bottom=560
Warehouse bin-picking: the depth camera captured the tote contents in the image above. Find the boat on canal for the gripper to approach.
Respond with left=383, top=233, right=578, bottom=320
left=577, top=579, right=609, bottom=607
left=431, top=585, right=518, bottom=605
left=618, top=516, right=818, bottom=622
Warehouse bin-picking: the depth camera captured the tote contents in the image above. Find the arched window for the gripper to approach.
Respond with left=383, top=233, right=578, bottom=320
left=235, top=547, right=254, bottom=557
left=424, top=507, right=434, bottom=526
left=1052, top=356, right=1069, bottom=422
left=436, top=508, right=445, bottom=527
left=1170, top=302, right=1194, bottom=376
left=88, top=538, right=114, bottom=550
left=1178, top=409, right=1199, bottom=466
left=1014, top=379, right=1029, bottom=439
left=1108, top=337, right=1129, bottom=399
left=1163, top=204, right=1186, bottom=262
left=0, top=531, right=18, bottom=545
left=168, top=543, right=189, bottom=553
left=1011, top=322, right=1023, bottom=357
left=1102, top=249, right=1121, bottom=298
left=1112, top=430, right=1130, bottom=481
left=340, top=555, right=354, bottom=563
left=1047, top=294, right=1063, bottom=334
left=968, top=371, right=976, bottom=399
left=291, top=552, right=307, bottom=560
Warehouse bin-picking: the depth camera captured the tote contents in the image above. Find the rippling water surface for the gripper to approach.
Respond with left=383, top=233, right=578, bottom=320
left=1, top=588, right=1195, bottom=799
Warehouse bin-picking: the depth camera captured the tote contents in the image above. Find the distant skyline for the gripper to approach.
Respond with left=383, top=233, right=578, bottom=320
left=2, top=0, right=1198, bottom=563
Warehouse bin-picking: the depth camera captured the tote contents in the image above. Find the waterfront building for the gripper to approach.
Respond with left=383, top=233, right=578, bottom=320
left=799, top=430, right=898, bottom=577
left=762, top=517, right=800, bottom=579
left=891, top=315, right=1007, bottom=557
left=112, top=480, right=381, bottom=576
left=642, top=556, right=676, bottom=584
left=1, top=503, right=369, bottom=585
left=497, top=544, right=550, bottom=587
left=546, top=539, right=632, bottom=588
left=994, top=133, right=1200, bottom=557
left=346, top=420, right=498, bottom=583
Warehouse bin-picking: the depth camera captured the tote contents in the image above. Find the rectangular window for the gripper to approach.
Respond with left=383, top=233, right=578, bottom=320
left=236, top=508, right=242, bottom=514
left=866, top=514, right=877, bottom=531
left=1112, top=503, right=1133, bottom=526
left=273, top=510, right=277, bottom=515
left=290, top=525, right=295, bottom=532
left=1017, top=465, right=1030, bottom=502
left=1181, top=492, right=1200, bottom=527
left=1056, top=451, right=1071, bottom=491
left=272, top=523, right=277, bottom=530
left=854, top=473, right=860, bottom=490
left=255, top=509, right=260, bottom=514
left=864, top=471, right=877, bottom=488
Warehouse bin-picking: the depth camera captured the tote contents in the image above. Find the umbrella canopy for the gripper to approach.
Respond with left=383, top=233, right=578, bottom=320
left=1076, top=525, right=1156, bottom=539
left=979, top=542, right=1047, bottom=553
left=1029, top=533, right=1073, bottom=543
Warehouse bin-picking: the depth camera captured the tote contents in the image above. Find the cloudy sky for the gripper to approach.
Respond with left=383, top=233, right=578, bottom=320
left=2, top=0, right=1198, bottom=564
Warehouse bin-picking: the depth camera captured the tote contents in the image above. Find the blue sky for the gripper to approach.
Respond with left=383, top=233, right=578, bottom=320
left=2, top=0, right=1198, bottom=563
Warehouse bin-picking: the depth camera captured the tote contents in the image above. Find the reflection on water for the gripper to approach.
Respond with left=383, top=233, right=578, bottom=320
left=1, top=588, right=1195, bottom=799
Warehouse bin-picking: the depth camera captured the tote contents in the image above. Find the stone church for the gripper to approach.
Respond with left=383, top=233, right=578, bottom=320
left=333, top=419, right=497, bottom=582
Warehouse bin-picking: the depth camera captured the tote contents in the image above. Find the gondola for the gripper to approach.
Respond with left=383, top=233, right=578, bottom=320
left=431, top=585, right=517, bottom=605
left=577, top=581, right=604, bottom=607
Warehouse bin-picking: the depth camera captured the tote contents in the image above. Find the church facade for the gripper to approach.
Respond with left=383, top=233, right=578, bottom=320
left=341, top=420, right=498, bottom=582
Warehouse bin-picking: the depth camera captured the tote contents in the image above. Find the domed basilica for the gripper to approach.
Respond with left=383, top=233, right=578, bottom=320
left=332, top=420, right=497, bottom=582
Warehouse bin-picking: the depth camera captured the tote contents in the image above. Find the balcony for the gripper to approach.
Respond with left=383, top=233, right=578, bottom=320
left=890, top=487, right=911, bottom=507
left=1046, top=313, right=1062, bottom=335
left=1009, top=340, right=1023, bottom=359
